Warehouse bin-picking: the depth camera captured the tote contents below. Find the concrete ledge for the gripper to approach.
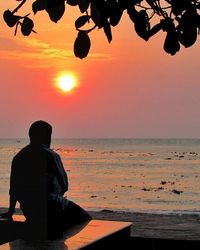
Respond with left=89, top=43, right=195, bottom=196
left=0, top=215, right=132, bottom=250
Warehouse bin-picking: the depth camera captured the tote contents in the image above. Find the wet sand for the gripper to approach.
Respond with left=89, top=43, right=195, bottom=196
left=89, top=210, right=200, bottom=240
left=0, top=208, right=199, bottom=241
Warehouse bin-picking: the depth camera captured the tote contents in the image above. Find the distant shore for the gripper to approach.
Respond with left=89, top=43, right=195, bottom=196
left=1, top=207, right=199, bottom=241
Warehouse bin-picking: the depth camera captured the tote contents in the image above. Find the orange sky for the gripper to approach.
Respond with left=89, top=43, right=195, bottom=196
left=0, top=1, right=200, bottom=138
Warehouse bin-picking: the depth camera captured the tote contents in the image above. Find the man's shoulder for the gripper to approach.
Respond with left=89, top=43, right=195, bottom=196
left=13, top=145, right=30, bottom=156
left=43, top=146, right=59, bottom=158
left=12, top=145, right=60, bottom=162
left=12, top=145, right=30, bottom=162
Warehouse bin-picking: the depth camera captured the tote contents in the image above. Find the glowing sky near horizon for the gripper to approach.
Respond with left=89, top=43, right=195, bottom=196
left=0, top=2, right=199, bottom=138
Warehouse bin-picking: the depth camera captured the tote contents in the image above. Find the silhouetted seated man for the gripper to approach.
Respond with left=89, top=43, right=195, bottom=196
left=0, top=120, right=91, bottom=239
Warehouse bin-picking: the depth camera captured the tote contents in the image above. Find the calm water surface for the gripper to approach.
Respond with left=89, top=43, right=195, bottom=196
left=0, top=139, right=200, bottom=214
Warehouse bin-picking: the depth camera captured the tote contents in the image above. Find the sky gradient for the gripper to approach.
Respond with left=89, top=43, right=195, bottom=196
left=0, top=2, right=200, bottom=138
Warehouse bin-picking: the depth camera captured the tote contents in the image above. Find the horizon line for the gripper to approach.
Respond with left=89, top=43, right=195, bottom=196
left=0, top=137, right=200, bottom=140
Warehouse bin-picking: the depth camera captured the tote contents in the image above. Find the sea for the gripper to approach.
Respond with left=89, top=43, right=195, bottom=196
left=0, top=139, right=199, bottom=215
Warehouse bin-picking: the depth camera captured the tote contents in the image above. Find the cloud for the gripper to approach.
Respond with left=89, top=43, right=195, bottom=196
left=88, top=53, right=115, bottom=60
left=0, top=36, right=114, bottom=68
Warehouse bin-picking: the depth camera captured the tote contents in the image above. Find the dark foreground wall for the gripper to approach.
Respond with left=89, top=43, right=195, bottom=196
left=129, top=237, right=200, bottom=250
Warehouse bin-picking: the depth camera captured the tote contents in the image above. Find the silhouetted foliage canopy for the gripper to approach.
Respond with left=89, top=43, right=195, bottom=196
left=3, top=0, right=200, bottom=58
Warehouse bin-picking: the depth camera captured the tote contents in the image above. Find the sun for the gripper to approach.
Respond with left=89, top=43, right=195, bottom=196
left=55, top=73, right=77, bottom=94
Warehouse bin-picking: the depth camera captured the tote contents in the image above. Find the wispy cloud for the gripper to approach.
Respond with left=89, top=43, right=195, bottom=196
left=0, top=36, right=114, bottom=68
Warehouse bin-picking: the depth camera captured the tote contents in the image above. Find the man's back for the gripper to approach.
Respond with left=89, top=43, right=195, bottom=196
left=10, top=145, right=50, bottom=220
left=10, top=144, right=68, bottom=221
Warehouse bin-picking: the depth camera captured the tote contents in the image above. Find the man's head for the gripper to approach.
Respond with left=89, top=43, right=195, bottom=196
left=29, top=120, right=52, bottom=147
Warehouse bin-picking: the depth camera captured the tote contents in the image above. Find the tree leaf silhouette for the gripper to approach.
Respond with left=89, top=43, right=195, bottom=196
left=170, top=0, right=190, bottom=16
left=177, top=9, right=199, bottom=47
left=91, top=2, right=103, bottom=28
left=127, top=6, right=138, bottom=23
left=78, top=0, right=90, bottom=13
left=103, top=19, right=112, bottom=43
left=21, top=17, right=34, bottom=36
left=161, top=18, right=180, bottom=55
left=75, top=15, right=90, bottom=29
left=74, top=31, right=91, bottom=59
left=164, top=32, right=180, bottom=56
left=3, top=10, right=20, bottom=28
left=134, top=10, right=150, bottom=41
left=149, top=23, right=162, bottom=37
left=32, top=0, right=46, bottom=15
left=46, top=0, right=65, bottom=23
left=67, top=0, right=78, bottom=6
left=110, top=8, right=123, bottom=27
left=178, top=26, right=197, bottom=48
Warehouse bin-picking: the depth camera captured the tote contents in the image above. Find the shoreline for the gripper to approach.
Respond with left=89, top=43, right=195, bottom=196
left=86, top=208, right=200, bottom=216
left=89, top=210, right=200, bottom=240
left=1, top=207, right=199, bottom=241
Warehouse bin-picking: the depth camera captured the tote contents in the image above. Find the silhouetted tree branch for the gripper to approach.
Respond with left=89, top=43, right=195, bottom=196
left=3, top=0, right=200, bottom=58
